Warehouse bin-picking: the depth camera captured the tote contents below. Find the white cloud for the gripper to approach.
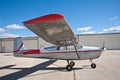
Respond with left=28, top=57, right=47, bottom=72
left=0, top=28, right=5, bottom=32
left=103, top=26, right=120, bottom=32
left=81, top=31, right=96, bottom=34
left=0, top=33, right=20, bottom=38
left=110, top=16, right=119, bottom=20
left=0, top=24, right=26, bottom=38
left=5, top=24, right=25, bottom=30
left=77, top=26, right=93, bottom=32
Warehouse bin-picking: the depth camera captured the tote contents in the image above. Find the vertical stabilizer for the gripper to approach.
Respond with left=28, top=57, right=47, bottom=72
left=13, top=37, right=25, bottom=54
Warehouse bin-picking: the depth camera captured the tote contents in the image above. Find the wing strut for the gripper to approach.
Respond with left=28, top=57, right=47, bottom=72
left=72, top=39, right=80, bottom=59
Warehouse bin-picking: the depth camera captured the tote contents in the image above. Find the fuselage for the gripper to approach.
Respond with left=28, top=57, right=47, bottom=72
left=14, top=43, right=103, bottom=60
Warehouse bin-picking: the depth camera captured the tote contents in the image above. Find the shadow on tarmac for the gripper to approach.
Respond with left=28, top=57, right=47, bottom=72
left=0, top=60, right=82, bottom=80
left=0, top=60, right=57, bottom=80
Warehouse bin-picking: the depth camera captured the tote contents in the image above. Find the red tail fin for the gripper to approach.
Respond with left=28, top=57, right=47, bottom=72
left=13, top=37, right=25, bottom=54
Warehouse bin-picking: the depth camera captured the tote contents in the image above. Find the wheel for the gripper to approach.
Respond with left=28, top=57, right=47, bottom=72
left=66, top=65, right=73, bottom=71
left=70, top=61, right=75, bottom=66
left=91, top=63, right=96, bottom=69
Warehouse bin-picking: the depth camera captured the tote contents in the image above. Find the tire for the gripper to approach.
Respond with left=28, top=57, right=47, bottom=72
left=91, top=63, right=96, bottom=69
left=70, top=61, right=75, bottom=66
left=66, top=65, right=73, bottom=71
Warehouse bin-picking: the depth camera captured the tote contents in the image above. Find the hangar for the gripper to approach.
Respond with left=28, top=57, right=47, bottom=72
left=77, top=33, right=120, bottom=50
left=0, top=33, right=120, bottom=53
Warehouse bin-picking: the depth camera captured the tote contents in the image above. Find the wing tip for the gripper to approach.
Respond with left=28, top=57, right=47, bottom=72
left=23, top=13, right=64, bottom=24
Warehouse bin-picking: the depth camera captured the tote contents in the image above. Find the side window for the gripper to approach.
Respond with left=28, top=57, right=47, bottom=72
left=80, top=45, right=83, bottom=48
left=57, top=46, right=60, bottom=50
left=77, top=43, right=83, bottom=49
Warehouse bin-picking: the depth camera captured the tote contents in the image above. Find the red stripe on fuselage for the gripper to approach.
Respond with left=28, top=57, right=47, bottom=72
left=22, top=49, right=40, bottom=54
left=19, top=49, right=102, bottom=55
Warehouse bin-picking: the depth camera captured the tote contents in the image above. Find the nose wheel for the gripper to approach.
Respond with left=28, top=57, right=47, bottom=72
left=66, top=60, right=75, bottom=71
left=91, top=63, right=96, bottom=68
left=90, top=59, right=96, bottom=69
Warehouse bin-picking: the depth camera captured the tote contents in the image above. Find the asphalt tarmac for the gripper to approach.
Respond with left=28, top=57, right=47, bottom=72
left=0, top=50, right=120, bottom=80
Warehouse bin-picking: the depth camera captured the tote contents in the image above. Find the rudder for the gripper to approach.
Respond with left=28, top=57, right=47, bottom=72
left=13, top=37, right=25, bottom=54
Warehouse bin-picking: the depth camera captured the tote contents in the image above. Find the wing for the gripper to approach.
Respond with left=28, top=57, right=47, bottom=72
left=23, top=14, right=75, bottom=46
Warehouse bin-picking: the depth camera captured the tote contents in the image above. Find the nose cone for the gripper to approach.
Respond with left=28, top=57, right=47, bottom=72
left=103, top=48, right=107, bottom=50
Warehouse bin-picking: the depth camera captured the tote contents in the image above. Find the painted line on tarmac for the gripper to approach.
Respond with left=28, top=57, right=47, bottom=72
left=73, top=69, right=76, bottom=80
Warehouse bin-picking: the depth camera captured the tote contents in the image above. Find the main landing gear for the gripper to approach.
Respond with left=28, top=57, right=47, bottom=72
left=90, top=59, right=96, bottom=69
left=66, top=59, right=96, bottom=71
left=66, top=60, right=75, bottom=71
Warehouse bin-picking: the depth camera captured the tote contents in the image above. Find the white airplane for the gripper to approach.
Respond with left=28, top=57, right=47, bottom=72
left=13, top=14, right=105, bottom=71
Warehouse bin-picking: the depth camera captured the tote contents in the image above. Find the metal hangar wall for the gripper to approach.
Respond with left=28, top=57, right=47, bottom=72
left=0, top=33, right=120, bottom=53
left=77, top=33, right=120, bottom=50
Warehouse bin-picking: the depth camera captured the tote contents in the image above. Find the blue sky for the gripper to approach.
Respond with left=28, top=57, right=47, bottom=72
left=0, top=0, right=120, bottom=38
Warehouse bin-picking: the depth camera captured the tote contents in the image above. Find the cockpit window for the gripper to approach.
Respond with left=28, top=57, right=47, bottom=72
left=80, top=45, right=83, bottom=48
left=77, top=43, right=83, bottom=48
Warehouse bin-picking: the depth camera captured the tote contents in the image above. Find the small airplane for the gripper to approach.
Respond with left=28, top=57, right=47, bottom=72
left=13, top=13, right=105, bottom=71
